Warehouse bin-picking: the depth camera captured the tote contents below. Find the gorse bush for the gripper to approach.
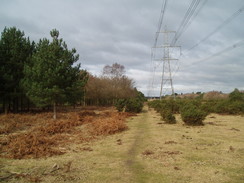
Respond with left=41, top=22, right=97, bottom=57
left=149, top=99, right=177, bottom=124
left=115, top=99, right=127, bottom=112
left=115, top=90, right=145, bottom=113
left=148, top=100, right=162, bottom=112
left=180, top=102, right=207, bottom=126
left=148, top=99, right=180, bottom=114
left=149, top=89, right=244, bottom=126
left=200, top=100, right=218, bottom=113
left=200, top=89, right=244, bottom=115
left=214, top=100, right=244, bottom=114
left=160, top=109, right=176, bottom=124
left=229, top=88, right=244, bottom=102
left=125, top=98, right=143, bottom=113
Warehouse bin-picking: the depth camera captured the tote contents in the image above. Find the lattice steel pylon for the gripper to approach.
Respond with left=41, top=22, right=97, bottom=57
left=151, top=28, right=181, bottom=99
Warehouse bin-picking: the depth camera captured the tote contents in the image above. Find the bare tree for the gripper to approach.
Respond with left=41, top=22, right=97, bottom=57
left=85, top=66, right=136, bottom=106
left=102, top=63, right=125, bottom=78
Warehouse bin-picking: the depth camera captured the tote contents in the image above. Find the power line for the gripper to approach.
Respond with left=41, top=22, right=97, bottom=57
left=171, top=40, right=244, bottom=88
left=186, top=4, right=244, bottom=52
left=149, top=0, right=168, bottom=97
left=153, top=0, right=168, bottom=48
left=182, top=0, right=208, bottom=36
left=169, top=0, right=207, bottom=87
left=171, top=0, right=202, bottom=45
left=183, top=39, right=244, bottom=69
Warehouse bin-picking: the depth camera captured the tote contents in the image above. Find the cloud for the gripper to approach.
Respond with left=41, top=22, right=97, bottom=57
left=1, top=0, right=243, bottom=96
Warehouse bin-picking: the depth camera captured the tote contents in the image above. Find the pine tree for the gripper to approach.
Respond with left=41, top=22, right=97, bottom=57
left=22, top=29, right=86, bottom=119
left=0, top=27, right=34, bottom=113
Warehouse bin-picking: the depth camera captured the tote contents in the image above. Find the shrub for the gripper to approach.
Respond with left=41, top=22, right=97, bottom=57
left=125, top=98, right=143, bottom=113
left=148, top=99, right=177, bottom=124
left=148, top=100, right=162, bottom=112
left=180, top=103, right=207, bottom=126
left=229, top=88, right=244, bottom=102
left=161, top=109, right=176, bottom=124
left=164, top=99, right=180, bottom=114
left=214, top=100, right=230, bottom=114
left=115, top=98, right=143, bottom=113
left=115, top=99, right=127, bottom=112
left=203, top=91, right=228, bottom=100
left=115, top=90, right=145, bottom=113
left=207, top=99, right=244, bottom=115
left=148, top=99, right=180, bottom=114
left=229, top=101, right=244, bottom=114
left=200, top=100, right=219, bottom=113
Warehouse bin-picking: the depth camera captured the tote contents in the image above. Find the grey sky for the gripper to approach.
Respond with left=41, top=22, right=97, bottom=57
left=1, top=0, right=243, bottom=96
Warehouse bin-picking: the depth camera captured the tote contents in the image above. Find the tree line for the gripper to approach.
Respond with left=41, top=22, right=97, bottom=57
left=0, top=27, right=144, bottom=118
left=85, top=63, right=137, bottom=106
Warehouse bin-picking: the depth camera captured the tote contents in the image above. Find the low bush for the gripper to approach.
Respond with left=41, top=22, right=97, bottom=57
left=148, top=100, right=162, bottom=112
left=200, top=89, right=244, bottom=115
left=200, top=100, right=219, bottom=113
left=229, top=88, right=244, bottom=102
left=165, top=99, right=180, bottom=114
left=149, top=99, right=177, bottom=124
left=215, top=100, right=244, bottom=115
left=115, top=90, right=145, bottom=113
left=115, top=99, right=127, bottom=112
left=148, top=99, right=180, bottom=114
left=161, top=109, right=176, bottom=124
left=125, top=98, right=143, bottom=113
left=200, top=99, right=244, bottom=115
left=180, top=103, right=207, bottom=126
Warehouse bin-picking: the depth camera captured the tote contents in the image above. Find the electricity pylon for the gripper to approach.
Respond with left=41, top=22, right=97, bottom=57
left=152, top=28, right=181, bottom=99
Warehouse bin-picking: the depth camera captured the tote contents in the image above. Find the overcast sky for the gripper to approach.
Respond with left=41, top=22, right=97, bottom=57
left=1, top=0, right=244, bottom=96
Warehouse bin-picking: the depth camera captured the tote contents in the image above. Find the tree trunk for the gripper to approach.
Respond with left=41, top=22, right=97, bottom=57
left=3, top=99, right=9, bottom=114
left=3, top=100, right=5, bottom=114
left=53, top=102, right=57, bottom=120
left=4, top=104, right=8, bottom=115
left=27, top=99, right=30, bottom=112
left=83, top=90, right=86, bottom=106
left=20, top=95, right=23, bottom=112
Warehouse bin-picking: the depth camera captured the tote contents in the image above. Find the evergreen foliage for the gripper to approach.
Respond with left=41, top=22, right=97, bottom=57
left=0, top=27, right=34, bottom=113
left=229, top=88, right=244, bottom=102
left=115, top=99, right=127, bottom=112
left=180, top=102, right=207, bottom=126
left=160, top=109, right=176, bottom=124
left=200, top=89, right=244, bottom=115
left=148, top=99, right=177, bottom=124
left=0, top=26, right=145, bottom=116
left=22, top=29, right=87, bottom=119
left=125, top=98, right=143, bottom=113
left=115, top=90, right=145, bottom=113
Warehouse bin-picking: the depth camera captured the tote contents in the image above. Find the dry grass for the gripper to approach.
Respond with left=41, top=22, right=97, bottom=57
left=90, top=113, right=129, bottom=136
left=137, top=109, right=244, bottom=183
left=0, top=106, right=243, bottom=183
left=0, top=107, right=132, bottom=160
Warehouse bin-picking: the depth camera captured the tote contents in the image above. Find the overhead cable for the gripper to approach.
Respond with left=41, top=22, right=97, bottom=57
left=185, top=39, right=244, bottom=68
left=171, top=0, right=202, bottom=45
left=187, top=4, right=244, bottom=52
left=153, top=0, right=168, bottom=48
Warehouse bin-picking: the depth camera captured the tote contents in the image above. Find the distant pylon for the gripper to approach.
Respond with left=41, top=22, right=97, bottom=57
left=152, top=28, right=181, bottom=99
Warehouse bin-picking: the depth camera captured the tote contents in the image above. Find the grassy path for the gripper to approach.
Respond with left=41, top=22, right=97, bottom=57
left=70, top=105, right=167, bottom=183
left=125, top=106, right=154, bottom=182
left=124, top=105, right=167, bottom=182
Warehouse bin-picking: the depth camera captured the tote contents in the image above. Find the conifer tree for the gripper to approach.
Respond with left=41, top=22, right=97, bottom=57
left=23, top=29, right=86, bottom=119
left=0, top=27, right=34, bottom=113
